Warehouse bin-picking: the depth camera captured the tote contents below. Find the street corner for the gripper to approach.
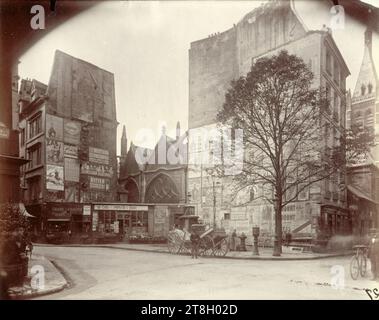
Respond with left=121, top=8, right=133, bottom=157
left=8, top=254, right=68, bottom=299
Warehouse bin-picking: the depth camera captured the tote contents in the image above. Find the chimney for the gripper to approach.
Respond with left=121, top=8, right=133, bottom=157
left=176, top=121, right=180, bottom=140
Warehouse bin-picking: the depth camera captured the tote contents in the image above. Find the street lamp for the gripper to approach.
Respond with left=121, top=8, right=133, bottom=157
left=206, top=167, right=220, bottom=229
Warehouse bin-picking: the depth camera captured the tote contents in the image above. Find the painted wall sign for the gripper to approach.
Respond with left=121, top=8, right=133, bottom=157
left=64, top=157, right=80, bottom=182
left=89, top=147, right=109, bottom=165
left=89, top=176, right=110, bottom=191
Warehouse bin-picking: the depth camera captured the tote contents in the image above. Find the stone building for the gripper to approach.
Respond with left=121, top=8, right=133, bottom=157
left=187, top=0, right=350, bottom=244
left=18, top=50, right=118, bottom=238
left=116, top=122, right=190, bottom=238
left=346, top=28, right=379, bottom=236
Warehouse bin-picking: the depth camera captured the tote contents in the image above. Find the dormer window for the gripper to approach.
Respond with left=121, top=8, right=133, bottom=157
left=361, top=84, right=366, bottom=96
left=368, top=83, right=373, bottom=94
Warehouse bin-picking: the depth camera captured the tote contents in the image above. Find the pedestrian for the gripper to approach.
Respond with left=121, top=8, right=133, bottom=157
left=190, top=231, right=200, bottom=259
left=230, top=229, right=237, bottom=251
left=369, top=232, right=379, bottom=281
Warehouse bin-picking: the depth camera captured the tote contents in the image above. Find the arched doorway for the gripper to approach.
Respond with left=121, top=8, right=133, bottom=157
left=145, top=174, right=180, bottom=203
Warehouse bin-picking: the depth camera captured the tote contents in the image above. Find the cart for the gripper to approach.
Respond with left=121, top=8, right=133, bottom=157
left=167, top=224, right=229, bottom=257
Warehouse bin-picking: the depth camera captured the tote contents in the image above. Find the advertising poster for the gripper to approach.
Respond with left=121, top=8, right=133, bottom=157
left=89, top=176, right=110, bottom=191
left=89, top=147, right=109, bottom=165
left=64, top=119, right=81, bottom=145
left=65, top=184, right=79, bottom=202
left=64, top=158, right=80, bottom=182
left=46, top=139, right=64, bottom=164
left=46, top=165, right=64, bottom=191
left=46, top=114, right=63, bottom=140
left=81, top=162, right=114, bottom=178
left=64, top=144, right=78, bottom=159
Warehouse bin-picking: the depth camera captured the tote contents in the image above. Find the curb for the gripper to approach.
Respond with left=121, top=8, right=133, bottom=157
left=10, top=258, right=68, bottom=300
left=33, top=243, right=353, bottom=261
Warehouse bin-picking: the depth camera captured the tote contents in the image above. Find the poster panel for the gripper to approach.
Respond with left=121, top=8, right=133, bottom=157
left=46, top=139, right=64, bottom=164
left=64, top=144, right=78, bottom=159
left=89, top=176, right=110, bottom=191
left=64, top=119, right=81, bottom=145
left=64, top=158, right=80, bottom=182
left=89, top=147, right=109, bottom=165
left=65, top=184, right=79, bottom=202
left=81, top=162, right=114, bottom=178
left=46, top=114, right=63, bottom=140
left=46, top=165, right=64, bottom=191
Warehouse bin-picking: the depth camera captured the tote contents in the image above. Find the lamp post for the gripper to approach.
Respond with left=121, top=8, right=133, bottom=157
left=206, top=167, right=219, bottom=229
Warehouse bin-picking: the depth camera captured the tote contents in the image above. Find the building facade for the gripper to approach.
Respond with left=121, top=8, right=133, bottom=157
left=187, top=0, right=350, bottom=244
left=346, top=28, right=379, bottom=235
left=18, top=50, right=118, bottom=239
left=115, top=123, right=190, bottom=240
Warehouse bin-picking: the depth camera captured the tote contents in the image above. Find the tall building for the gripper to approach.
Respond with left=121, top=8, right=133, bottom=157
left=187, top=0, right=350, bottom=243
left=346, top=28, right=379, bottom=236
left=18, top=50, right=118, bottom=238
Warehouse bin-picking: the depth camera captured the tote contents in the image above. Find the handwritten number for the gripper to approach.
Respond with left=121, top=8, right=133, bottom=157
left=365, top=289, right=373, bottom=300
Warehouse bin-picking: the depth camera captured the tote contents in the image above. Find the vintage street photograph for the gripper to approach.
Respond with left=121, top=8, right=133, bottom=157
left=0, top=0, right=379, bottom=301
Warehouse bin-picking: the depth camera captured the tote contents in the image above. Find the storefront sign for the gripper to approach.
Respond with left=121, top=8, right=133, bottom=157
left=48, top=204, right=82, bottom=219
left=83, top=205, right=91, bottom=216
left=93, top=204, right=148, bottom=211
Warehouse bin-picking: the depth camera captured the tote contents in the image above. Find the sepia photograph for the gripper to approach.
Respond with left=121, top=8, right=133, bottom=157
left=0, top=0, right=379, bottom=306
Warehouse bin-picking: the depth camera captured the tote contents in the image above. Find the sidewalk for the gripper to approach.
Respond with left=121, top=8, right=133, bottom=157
left=34, top=242, right=353, bottom=260
left=8, top=254, right=68, bottom=299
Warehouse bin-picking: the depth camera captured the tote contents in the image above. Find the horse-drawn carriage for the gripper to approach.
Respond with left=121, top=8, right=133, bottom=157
left=167, top=223, right=229, bottom=257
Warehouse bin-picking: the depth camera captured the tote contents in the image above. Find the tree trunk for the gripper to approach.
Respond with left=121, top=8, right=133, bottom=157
left=273, top=196, right=283, bottom=256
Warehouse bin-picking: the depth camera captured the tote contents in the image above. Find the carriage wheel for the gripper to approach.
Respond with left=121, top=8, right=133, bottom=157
left=167, top=233, right=181, bottom=254
left=350, top=256, right=359, bottom=280
left=199, top=235, right=214, bottom=256
left=212, top=238, right=229, bottom=257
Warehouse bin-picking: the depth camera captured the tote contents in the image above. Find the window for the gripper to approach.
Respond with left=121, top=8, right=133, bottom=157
left=224, top=213, right=230, bottom=220
left=361, top=84, right=366, bottom=96
left=27, top=144, right=42, bottom=169
left=27, top=177, right=41, bottom=201
left=20, top=128, right=25, bottom=146
left=368, top=83, right=373, bottom=94
left=28, top=113, right=42, bottom=139
left=334, top=62, right=339, bottom=85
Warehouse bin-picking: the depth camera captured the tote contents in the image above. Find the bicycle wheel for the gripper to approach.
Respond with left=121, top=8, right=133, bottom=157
left=350, top=256, right=359, bottom=280
left=359, top=254, right=367, bottom=277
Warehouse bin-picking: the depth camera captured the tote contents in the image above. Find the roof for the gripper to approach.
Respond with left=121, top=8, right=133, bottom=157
left=347, top=185, right=379, bottom=204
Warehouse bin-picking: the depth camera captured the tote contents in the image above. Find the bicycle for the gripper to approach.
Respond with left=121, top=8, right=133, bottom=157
left=350, top=245, right=368, bottom=280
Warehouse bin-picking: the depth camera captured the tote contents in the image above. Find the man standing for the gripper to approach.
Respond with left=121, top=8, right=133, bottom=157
left=369, top=232, right=379, bottom=281
left=190, top=231, right=200, bottom=259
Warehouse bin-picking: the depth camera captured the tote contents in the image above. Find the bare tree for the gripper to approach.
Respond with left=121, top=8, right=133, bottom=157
left=216, top=50, right=374, bottom=256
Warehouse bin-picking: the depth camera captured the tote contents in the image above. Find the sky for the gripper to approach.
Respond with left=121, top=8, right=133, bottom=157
left=19, top=0, right=379, bottom=154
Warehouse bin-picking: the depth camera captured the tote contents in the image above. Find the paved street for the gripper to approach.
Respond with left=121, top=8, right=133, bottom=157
left=31, top=246, right=378, bottom=300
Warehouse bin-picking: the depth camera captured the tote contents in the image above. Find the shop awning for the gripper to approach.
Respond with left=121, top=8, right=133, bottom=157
left=47, top=218, right=70, bottom=222
left=347, top=185, right=379, bottom=204
left=18, top=203, right=36, bottom=218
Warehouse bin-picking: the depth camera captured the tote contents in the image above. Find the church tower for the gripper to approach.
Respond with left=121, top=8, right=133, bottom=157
left=351, top=27, right=379, bottom=166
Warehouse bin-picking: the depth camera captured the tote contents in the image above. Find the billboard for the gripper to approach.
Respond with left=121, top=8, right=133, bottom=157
left=64, top=120, right=81, bottom=145
left=46, top=139, right=64, bottom=164
left=89, top=147, right=109, bottom=165
left=81, top=162, right=114, bottom=178
left=64, top=144, right=78, bottom=159
left=46, top=114, right=63, bottom=140
left=64, top=158, right=80, bottom=182
left=46, top=165, right=64, bottom=191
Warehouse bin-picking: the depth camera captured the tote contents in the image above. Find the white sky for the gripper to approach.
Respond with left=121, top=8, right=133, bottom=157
left=19, top=0, right=379, bottom=153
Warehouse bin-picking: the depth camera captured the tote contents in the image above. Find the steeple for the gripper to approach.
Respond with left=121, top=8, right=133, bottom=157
left=352, top=27, right=377, bottom=102
left=176, top=121, right=180, bottom=140
left=121, top=125, right=127, bottom=157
